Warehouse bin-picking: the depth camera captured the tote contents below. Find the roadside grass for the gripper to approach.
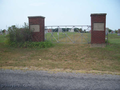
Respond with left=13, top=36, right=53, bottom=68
left=0, top=34, right=120, bottom=74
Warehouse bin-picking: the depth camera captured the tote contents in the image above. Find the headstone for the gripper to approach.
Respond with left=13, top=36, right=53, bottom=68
left=44, top=27, right=48, bottom=34
left=5, top=31, right=9, bottom=35
left=58, top=28, right=62, bottom=32
left=0, top=31, right=2, bottom=35
left=70, top=28, right=74, bottom=32
left=106, top=28, right=109, bottom=35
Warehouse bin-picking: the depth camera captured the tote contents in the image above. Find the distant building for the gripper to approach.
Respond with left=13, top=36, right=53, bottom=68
left=44, top=29, right=52, bottom=34
left=44, top=29, right=48, bottom=34
left=48, top=29, right=52, bottom=32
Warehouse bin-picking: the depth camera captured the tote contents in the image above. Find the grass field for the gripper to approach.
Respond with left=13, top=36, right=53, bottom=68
left=0, top=34, right=120, bottom=74
left=0, top=34, right=6, bottom=43
left=108, top=34, right=120, bottom=44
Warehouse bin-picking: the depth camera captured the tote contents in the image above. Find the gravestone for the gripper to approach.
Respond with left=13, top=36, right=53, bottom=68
left=70, top=28, right=74, bottom=32
left=106, top=28, right=109, bottom=35
left=44, top=27, right=48, bottom=34
left=58, top=28, right=62, bottom=32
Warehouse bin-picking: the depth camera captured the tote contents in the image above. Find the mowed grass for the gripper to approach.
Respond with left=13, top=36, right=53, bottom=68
left=0, top=34, right=120, bottom=73
left=108, top=34, right=120, bottom=44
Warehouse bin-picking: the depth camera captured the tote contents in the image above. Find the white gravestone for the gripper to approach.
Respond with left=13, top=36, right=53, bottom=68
left=58, top=28, right=62, bottom=32
left=106, top=28, right=109, bottom=35
left=70, top=28, right=74, bottom=32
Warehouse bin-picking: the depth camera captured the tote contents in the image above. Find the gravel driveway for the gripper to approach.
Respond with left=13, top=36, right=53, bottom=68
left=0, top=69, right=120, bottom=90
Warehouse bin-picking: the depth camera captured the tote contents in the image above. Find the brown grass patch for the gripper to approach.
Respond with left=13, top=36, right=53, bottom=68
left=0, top=43, right=120, bottom=74
left=0, top=33, right=120, bottom=74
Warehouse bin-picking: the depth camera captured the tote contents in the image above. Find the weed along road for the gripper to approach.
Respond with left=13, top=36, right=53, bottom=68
left=0, top=70, right=120, bottom=90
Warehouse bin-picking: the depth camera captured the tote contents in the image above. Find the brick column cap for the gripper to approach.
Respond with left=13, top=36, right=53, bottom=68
left=91, top=13, right=107, bottom=16
left=28, top=16, right=45, bottom=18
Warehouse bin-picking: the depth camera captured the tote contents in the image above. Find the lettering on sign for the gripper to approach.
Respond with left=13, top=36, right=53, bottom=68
left=93, top=23, right=104, bottom=31
left=30, top=25, right=40, bottom=32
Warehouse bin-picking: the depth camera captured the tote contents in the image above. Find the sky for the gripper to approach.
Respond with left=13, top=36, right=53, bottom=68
left=0, top=0, right=120, bottom=30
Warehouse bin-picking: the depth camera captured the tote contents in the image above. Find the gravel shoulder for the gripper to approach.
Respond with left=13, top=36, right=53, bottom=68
left=0, top=69, right=120, bottom=90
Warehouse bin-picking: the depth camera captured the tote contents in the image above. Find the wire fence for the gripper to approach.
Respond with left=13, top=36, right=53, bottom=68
left=44, top=25, right=91, bottom=44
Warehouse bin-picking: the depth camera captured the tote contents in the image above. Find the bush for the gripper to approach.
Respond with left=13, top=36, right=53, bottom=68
left=5, top=41, right=54, bottom=48
left=5, top=23, right=54, bottom=48
left=7, top=23, right=33, bottom=43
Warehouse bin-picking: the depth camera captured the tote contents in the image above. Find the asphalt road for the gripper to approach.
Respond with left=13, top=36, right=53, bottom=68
left=0, top=69, right=120, bottom=90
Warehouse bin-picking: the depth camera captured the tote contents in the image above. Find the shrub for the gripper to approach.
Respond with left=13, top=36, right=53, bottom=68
left=7, top=23, right=33, bottom=43
left=5, top=41, right=54, bottom=48
left=5, top=23, right=54, bottom=48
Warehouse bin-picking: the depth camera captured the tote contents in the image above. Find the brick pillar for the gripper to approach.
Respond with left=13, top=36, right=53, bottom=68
left=91, top=13, right=106, bottom=44
left=28, top=16, right=45, bottom=42
left=118, top=29, right=120, bottom=36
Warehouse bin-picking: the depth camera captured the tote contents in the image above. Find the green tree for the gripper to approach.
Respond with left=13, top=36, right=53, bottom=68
left=84, top=29, right=86, bottom=33
left=79, top=28, right=82, bottom=32
left=74, top=28, right=79, bottom=32
left=115, top=30, right=118, bottom=33
left=7, top=23, right=33, bottom=43
left=108, top=28, right=112, bottom=33
left=2, top=29, right=6, bottom=33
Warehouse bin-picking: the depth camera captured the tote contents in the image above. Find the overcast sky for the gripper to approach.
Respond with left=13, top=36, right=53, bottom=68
left=0, top=0, right=120, bottom=30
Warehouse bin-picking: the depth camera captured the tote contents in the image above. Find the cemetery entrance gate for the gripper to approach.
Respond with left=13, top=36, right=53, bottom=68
left=45, top=25, right=91, bottom=44
left=28, top=13, right=106, bottom=45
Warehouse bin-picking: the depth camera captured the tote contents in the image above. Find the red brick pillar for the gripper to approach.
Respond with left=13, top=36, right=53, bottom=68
left=118, top=29, right=120, bottom=36
left=28, top=16, right=45, bottom=42
left=91, top=13, right=106, bottom=44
